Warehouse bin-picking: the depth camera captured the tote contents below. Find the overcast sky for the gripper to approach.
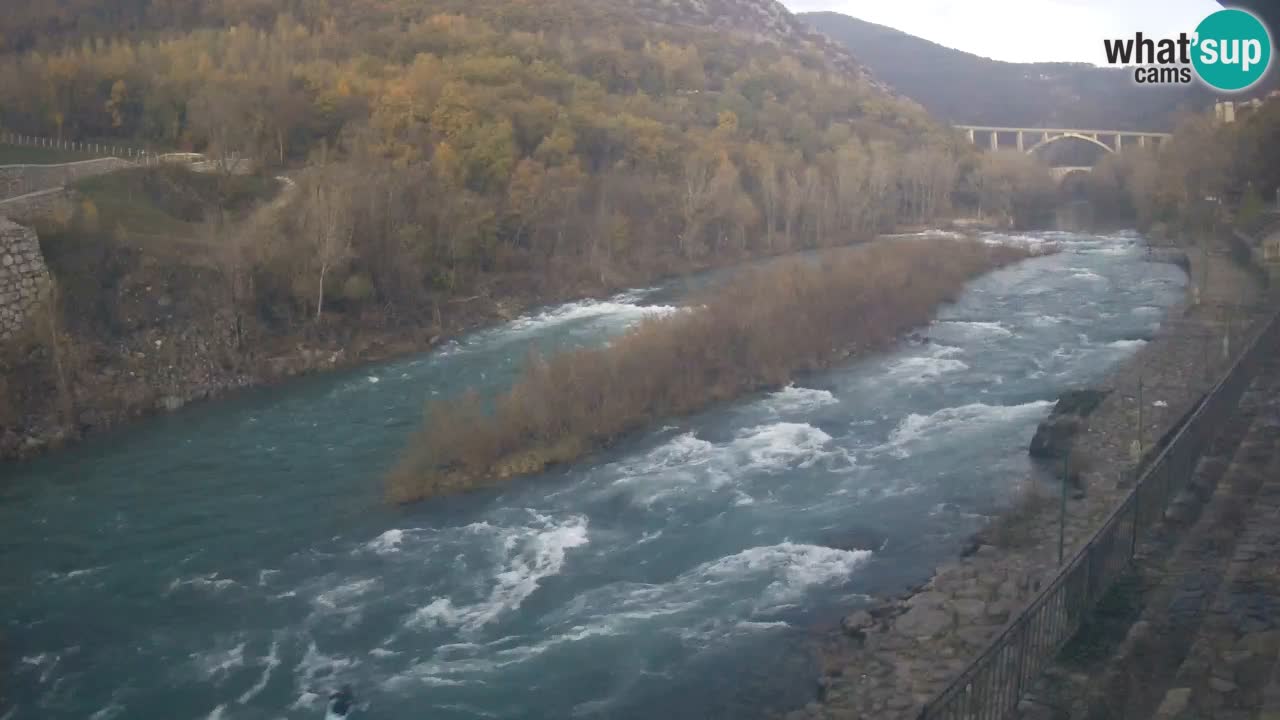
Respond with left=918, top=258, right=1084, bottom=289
left=781, top=0, right=1224, bottom=65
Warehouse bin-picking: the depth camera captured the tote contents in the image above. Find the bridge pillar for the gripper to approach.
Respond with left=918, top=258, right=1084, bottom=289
left=1139, top=135, right=1147, bottom=148
left=990, top=131, right=998, bottom=151
left=1116, top=134, right=1123, bottom=152
left=1016, top=131, right=1024, bottom=152
left=1042, top=131, right=1050, bottom=145
left=967, top=128, right=974, bottom=143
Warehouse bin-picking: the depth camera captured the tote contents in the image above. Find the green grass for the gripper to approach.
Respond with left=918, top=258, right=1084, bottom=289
left=75, top=173, right=195, bottom=236
left=0, top=144, right=99, bottom=165
left=72, top=166, right=279, bottom=236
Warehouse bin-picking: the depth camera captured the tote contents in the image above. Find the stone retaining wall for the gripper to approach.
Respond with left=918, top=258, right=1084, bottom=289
left=0, top=157, right=134, bottom=201
left=0, top=217, right=50, bottom=340
left=0, top=187, right=75, bottom=226
left=800, top=240, right=1269, bottom=720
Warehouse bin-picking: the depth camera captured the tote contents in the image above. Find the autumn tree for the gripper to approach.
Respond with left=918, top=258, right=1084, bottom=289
left=296, top=161, right=357, bottom=320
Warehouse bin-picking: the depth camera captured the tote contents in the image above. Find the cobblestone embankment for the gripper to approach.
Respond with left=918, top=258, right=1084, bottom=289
left=0, top=158, right=134, bottom=201
left=0, top=217, right=51, bottom=341
left=796, top=237, right=1268, bottom=720
left=1016, top=337, right=1280, bottom=720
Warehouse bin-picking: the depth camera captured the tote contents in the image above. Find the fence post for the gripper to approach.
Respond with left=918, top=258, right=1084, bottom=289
left=1137, top=377, right=1145, bottom=458
left=1059, top=453, right=1068, bottom=566
left=1131, top=480, right=1141, bottom=559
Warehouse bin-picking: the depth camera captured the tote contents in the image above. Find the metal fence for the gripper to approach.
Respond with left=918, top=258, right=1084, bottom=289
left=919, top=304, right=1280, bottom=720
left=0, top=132, right=159, bottom=162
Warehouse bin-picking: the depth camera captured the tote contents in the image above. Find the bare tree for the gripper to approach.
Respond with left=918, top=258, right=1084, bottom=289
left=298, top=164, right=356, bottom=321
left=680, top=150, right=717, bottom=256
left=189, top=82, right=250, bottom=178
left=204, top=208, right=258, bottom=350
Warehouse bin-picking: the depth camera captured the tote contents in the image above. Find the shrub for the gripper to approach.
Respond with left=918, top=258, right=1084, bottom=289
left=388, top=237, right=1040, bottom=503
left=342, top=272, right=374, bottom=303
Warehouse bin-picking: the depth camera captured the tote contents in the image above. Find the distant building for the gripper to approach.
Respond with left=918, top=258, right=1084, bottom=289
left=1220, top=92, right=1280, bottom=124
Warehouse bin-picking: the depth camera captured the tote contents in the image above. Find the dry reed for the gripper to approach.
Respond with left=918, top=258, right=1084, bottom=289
left=389, top=238, right=1040, bottom=502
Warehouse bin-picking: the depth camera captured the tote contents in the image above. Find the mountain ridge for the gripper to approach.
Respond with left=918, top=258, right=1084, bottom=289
left=801, top=10, right=1205, bottom=131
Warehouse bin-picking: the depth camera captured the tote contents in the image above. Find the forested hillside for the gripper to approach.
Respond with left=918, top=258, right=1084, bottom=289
left=0, top=0, right=985, bottom=322
left=2, top=0, right=1069, bottom=456
left=802, top=11, right=1208, bottom=130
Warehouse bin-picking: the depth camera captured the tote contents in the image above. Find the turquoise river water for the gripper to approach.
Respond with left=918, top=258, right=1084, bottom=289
left=0, top=231, right=1186, bottom=720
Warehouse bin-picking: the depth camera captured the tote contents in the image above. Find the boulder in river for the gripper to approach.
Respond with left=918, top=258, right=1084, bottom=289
left=841, top=610, right=874, bottom=639
left=1029, top=389, right=1110, bottom=460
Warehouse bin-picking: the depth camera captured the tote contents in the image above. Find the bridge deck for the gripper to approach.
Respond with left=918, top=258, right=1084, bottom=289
left=954, top=125, right=1173, bottom=137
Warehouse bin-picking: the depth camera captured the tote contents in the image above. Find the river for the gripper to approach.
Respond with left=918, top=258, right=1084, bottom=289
left=0, top=230, right=1185, bottom=720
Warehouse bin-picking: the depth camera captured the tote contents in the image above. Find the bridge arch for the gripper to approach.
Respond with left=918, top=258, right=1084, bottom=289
left=1025, top=132, right=1114, bottom=156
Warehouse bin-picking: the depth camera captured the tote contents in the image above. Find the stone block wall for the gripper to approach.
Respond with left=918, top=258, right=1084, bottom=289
left=0, top=187, right=74, bottom=226
left=0, top=217, right=50, bottom=340
left=0, top=157, right=134, bottom=201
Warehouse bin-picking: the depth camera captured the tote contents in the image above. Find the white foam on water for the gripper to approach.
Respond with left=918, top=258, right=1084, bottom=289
left=89, top=703, right=124, bottom=720
left=936, top=320, right=1014, bottom=338
left=237, top=640, right=280, bottom=704
left=729, top=423, right=849, bottom=473
left=735, top=620, right=790, bottom=631
left=884, top=229, right=966, bottom=239
left=46, top=566, right=108, bottom=583
left=698, top=542, right=872, bottom=607
left=1069, top=268, right=1105, bottom=281
left=395, top=542, right=873, bottom=687
left=504, top=294, right=680, bottom=334
left=610, top=433, right=729, bottom=505
left=434, top=288, right=678, bottom=358
left=876, top=401, right=1054, bottom=459
left=20, top=651, right=61, bottom=683
left=313, top=578, right=379, bottom=613
left=886, top=354, right=969, bottom=384
left=614, top=422, right=854, bottom=506
left=610, top=286, right=661, bottom=304
left=621, top=433, right=716, bottom=475
left=366, top=529, right=406, bottom=554
left=408, top=514, right=590, bottom=633
left=381, top=640, right=556, bottom=689
left=167, top=573, right=237, bottom=594
left=292, top=642, right=355, bottom=707
left=1030, top=314, right=1068, bottom=326
left=979, top=232, right=1055, bottom=250
left=289, top=692, right=319, bottom=711
left=1080, top=244, right=1134, bottom=256
left=192, top=642, right=245, bottom=681
left=1106, top=339, right=1148, bottom=351
left=763, top=384, right=838, bottom=415
left=203, top=705, right=227, bottom=720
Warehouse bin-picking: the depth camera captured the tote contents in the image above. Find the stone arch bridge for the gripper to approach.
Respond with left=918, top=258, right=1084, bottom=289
left=956, top=126, right=1173, bottom=155
left=957, top=126, right=1173, bottom=184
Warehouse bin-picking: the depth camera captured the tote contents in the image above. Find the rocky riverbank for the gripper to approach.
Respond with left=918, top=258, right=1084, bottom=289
left=3, top=221, right=976, bottom=464
left=793, top=232, right=1269, bottom=720
left=0, top=271, right=589, bottom=461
